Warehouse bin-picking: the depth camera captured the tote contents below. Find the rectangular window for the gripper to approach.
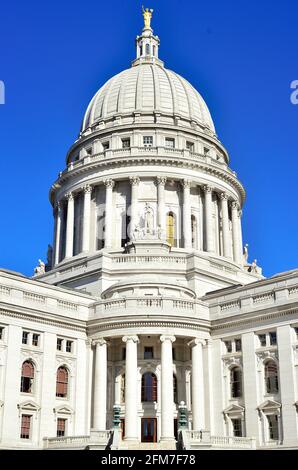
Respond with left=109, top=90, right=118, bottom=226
left=22, top=331, right=29, bottom=345
left=66, top=340, right=73, bottom=353
left=165, top=138, right=175, bottom=148
left=57, top=338, right=63, bottom=351
left=32, top=334, right=40, bottom=347
left=172, top=348, right=176, bottom=361
left=232, top=419, right=242, bottom=437
left=267, top=415, right=279, bottom=440
left=86, top=147, right=92, bottom=156
left=295, top=327, right=298, bottom=339
left=0, top=327, right=3, bottom=340
left=143, top=136, right=153, bottom=147
left=225, top=341, right=232, bottom=353
left=144, top=346, right=154, bottom=359
left=269, top=332, right=277, bottom=346
left=122, top=348, right=126, bottom=361
left=20, top=415, right=31, bottom=439
left=122, top=138, right=130, bottom=148
left=186, top=141, right=194, bottom=151
left=204, top=147, right=210, bottom=155
left=57, top=418, right=66, bottom=437
left=235, top=339, right=242, bottom=352
left=102, top=141, right=110, bottom=151
left=258, top=334, right=266, bottom=347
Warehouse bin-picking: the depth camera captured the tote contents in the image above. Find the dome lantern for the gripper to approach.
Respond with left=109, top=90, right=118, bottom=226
left=132, top=7, right=163, bottom=68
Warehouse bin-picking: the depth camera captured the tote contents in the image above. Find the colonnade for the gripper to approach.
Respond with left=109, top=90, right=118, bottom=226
left=53, top=177, right=243, bottom=265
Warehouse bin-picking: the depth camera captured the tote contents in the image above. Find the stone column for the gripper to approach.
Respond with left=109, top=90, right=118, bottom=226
left=231, top=201, right=241, bottom=264
left=156, top=176, right=167, bottom=238
left=92, top=339, right=108, bottom=430
left=160, top=335, right=176, bottom=441
left=220, top=193, right=232, bottom=259
left=203, top=185, right=214, bottom=253
left=65, top=192, right=74, bottom=258
left=188, top=339, right=206, bottom=431
left=82, top=185, right=92, bottom=252
left=238, top=208, right=244, bottom=263
left=54, top=201, right=62, bottom=265
left=104, top=179, right=115, bottom=249
left=129, top=176, right=140, bottom=239
left=182, top=180, right=192, bottom=250
left=122, top=335, right=139, bottom=440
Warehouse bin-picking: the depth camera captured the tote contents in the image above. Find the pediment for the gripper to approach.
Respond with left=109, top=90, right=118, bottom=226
left=53, top=405, right=74, bottom=415
left=224, top=404, right=245, bottom=415
left=258, top=399, right=281, bottom=411
left=17, top=400, right=40, bottom=411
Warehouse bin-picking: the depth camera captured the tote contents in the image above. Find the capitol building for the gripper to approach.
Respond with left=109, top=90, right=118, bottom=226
left=1, top=10, right=298, bottom=450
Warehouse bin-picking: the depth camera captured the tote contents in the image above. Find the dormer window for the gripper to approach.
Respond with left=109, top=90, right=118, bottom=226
left=122, top=138, right=130, bottom=149
left=165, top=138, right=175, bottom=149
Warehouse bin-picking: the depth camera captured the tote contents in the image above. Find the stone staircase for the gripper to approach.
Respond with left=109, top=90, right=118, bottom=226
left=119, top=440, right=177, bottom=450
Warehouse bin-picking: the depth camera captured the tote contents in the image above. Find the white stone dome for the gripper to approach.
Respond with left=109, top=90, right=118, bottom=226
left=82, top=63, right=215, bottom=133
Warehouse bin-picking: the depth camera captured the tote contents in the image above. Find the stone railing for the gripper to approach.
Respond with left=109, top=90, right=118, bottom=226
left=43, top=431, right=111, bottom=449
left=252, top=292, right=275, bottom=304
left=185, top=431, right=256, bottom=449
left=111, top=255, right=186, bottom=264
left=220, top=300, right=240, bottom=312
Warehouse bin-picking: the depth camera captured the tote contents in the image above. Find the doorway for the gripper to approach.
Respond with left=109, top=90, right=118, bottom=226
left=141, top=418, right=157, bottom=442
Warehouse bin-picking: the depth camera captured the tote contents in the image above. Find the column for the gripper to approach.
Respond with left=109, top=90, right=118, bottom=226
left=160, top=335, right=176, bottom=441
left=182, top=180, right=192, bottom=249
left=104, top=179, right=115, bottom=249
left=129, top=176, right=140, bottom=239
left=231, top=201, right=241, bottom=264
left=220, top=193, right=232, bottom=259
left=54, top=201, right=62, bottom=265
left=92, top=339, right=108, bottom=430
left=82, top=185, right=92, bottom=252
left=65, top=192, right=74, bottom=258
left=188, top=339, right=206, bottom=431
left=122, top=335, right=139, bottom=440
left=203, top=185, right=214, bottom=252
left=156, top=176, right=167, bottom=238
left=242, top=332, right=259, bottom=440
left=238, top=208, right=244, bottom=262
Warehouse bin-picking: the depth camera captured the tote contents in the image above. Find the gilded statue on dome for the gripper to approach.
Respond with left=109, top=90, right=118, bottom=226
left=142, top=6, right=153, bottom=29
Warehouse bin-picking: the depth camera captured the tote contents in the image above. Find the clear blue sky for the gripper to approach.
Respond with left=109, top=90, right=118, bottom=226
left=0, top=0, right=297, bottom=277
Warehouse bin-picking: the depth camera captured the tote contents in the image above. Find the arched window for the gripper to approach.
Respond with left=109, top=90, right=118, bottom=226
left=153, top=45, right=156, bottom=56
left=230, top=367, right=242, bottom=398
left=141, top=373, right=157, bottom=402
left=56, top=366, right=69, bottom=398
left=191, top=215, right=198, bottom=249
left=166, top=212, right=176, bottom=247
left=146, top=43, right=150, bottom=55
left=265, top=361, right=279, bottom=394
left=173, top=374, right=178, bottom=404
left=20, top=361, right=35, bottom=393
left=120, top=374, right=125, bottom=403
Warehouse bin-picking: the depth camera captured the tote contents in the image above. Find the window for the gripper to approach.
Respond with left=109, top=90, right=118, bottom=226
left=186, top=141, right=194, bottom=151
left=20, top=361, right=35, bottom=393
left=66, top=341, right=73, bottom=353
left=102, top=141, right=109, bottom=151
left=165, top=138, right=175, bottom=148
left=56, top=367, right=69, bottom=398
left=265, top=361, right=279, bottom=394
left=32, top=334, right=40, bottom=347
left=267, top=414, right=279, bottom=440
left=230, top=367, right=242, bottom=398
left=22, top=331, right=29, bottom=345
left=120, top=374, right=125, bottom=403
left=166, top=212, right=176, bottom=247
left=57, top=418, right=66, bottom=437
left=269, top=332, right=277, bottom=346
left=0, top=327, right=3, bottom=340
left=122, top=348, right=126, bottom=360
left=295, top=327, right=298, bottom=339
left=172, top=348, right=176, bottom=361
left=232, top=419, right=242, bottom=437
left=144, top=347, right=154, bottom=359
left=225, top=341, right=232, bottom=353
left=235, top=339, right=242, bottom=352
left=191, top=215, right=197, bottom=249
left=86, top=147, right=92, bottom=156
left=258, top=334, right=266, bottom=347
left=143, top=136, right=153, bottom=147
left=153, top=45, right=156, bottom=56
left=173, top=375, right=178, bottom=404
left=122, top=138, right=130, bottom=149
left=146, top=43, right=150, bottom=55
left=141, top=373, right=157, bottom=402
left=20, top=414, right=31, bottom=439
left=203, top=147, right=210, bottom=156
left=57, top=338, right=63, bottom=351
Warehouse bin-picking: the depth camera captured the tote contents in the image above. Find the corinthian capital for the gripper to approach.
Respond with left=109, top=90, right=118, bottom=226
left=83, top=184, right=92, bottom=194
left=156, top=176, right=167, bottom=186
left=104, top=178, right=115, bottom=189
left=65, top=192, right=74, bottom=201
left=129, top=176, right=140, bottom=186
left=220, top=192, right=228, bottom=201
left=203, top=185, right=212, bottom=194
left=231, top=201, right=240, bottom=210
left=181, top=179, right=191, bottom=189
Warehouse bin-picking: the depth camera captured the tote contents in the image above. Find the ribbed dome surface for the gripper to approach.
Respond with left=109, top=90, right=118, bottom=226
left=82, top=64, right=215, bottom=132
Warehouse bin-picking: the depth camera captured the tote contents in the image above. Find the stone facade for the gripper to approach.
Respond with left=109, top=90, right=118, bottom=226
left=0, top=13, right=297, bottom=450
